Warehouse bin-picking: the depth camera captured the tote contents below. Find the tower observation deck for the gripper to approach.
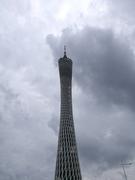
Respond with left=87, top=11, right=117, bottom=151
left=54, top=47, right=82, bottom=180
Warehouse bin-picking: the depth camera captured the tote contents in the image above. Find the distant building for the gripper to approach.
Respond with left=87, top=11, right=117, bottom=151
left=54, top=47, right=82, bottom=180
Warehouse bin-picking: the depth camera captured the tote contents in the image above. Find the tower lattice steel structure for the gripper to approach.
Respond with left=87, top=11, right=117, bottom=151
left=54, top=47, right=82, bottom=180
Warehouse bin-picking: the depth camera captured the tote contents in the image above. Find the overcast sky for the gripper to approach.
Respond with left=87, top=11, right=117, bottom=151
left=0, top=0, right=135, bottom=180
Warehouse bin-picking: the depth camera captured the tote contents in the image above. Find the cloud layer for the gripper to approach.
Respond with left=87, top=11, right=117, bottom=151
left=1, top=0, right=135, bottom=180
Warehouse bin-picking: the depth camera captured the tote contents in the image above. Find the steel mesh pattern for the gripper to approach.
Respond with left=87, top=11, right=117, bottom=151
left=54, top=56, right=82, bottom=180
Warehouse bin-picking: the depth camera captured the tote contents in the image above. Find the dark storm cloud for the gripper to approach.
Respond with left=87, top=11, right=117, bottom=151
left=47, top=26, right=135, bottom=174
left=47, top=27, right=135, bottom=109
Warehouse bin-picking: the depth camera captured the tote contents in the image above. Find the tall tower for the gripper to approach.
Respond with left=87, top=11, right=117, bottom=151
left=54, top=47, right=82, bottom=180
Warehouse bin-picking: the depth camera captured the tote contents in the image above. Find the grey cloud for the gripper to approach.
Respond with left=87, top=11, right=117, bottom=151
left=1, top=0, right=135, bottom=179
left=109, top=0, right=135, bottom=22
left=47, top=26, right=135, bottom=176
left=48, top=115, right=59, bottom=135
left=0, top=66, right=57, bottom=180
left=0, top=1, right=58, bottom=179
left=76, top=102, right=135, bottom=174
left=47, top=27, right=135, bottom=109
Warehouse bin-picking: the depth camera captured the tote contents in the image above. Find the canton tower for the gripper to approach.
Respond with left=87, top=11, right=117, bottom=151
left=54, top=47, right=82, bottom=180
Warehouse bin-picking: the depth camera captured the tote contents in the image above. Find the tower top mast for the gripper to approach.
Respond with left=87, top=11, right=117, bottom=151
left=64, top=45, right=67, bottom=58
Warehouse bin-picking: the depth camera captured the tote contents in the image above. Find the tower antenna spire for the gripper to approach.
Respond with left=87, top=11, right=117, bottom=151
left=64, top=45, right=67, bottom=57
